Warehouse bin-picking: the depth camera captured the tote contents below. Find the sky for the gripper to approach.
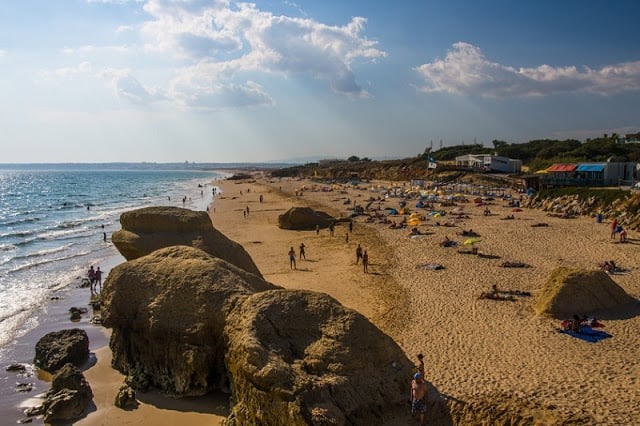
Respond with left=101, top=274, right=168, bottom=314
left=1, top=0, right=640, bottom=163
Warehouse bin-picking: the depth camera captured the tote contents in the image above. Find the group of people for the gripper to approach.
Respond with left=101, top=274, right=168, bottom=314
left=87, top=265, right=103, bottom=293
left=610, top=218, right=628, bottom=242
left=288, top=242, right=369, bottom=273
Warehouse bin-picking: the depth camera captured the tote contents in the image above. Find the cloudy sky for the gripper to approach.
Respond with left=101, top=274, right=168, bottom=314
left=2, top=0, right=639, bottom=163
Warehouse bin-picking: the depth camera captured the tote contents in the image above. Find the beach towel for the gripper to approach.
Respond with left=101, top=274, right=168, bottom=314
left=559, top=326, right=612, bottom=343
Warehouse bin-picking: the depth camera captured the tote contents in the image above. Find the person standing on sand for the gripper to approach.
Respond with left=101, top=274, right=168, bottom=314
left=316, top=224, right=320, bottom=235
left=349, top=220, right=353, bottom=233
left=411, top=372, right=428, bottom=425
left=87, top=266, right=96, bottom=292
left=329, top=223, right=334, bottom=237
left=299, top=242, right=306, bottom=260
left=94, top=267, right=103, bottom=292
left=362, top=250, right=369, bottom=273
left=289, top=247, right=297, bottom=270
left=356, top=244, right=363, bottom=264
left=610, top=218, right=618, bottom=239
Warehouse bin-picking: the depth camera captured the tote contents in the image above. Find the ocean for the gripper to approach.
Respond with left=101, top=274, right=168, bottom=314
left=0, top=165, right=225, bottom=353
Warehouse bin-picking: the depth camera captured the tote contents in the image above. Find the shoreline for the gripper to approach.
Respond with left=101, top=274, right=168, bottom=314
left=4, top=173, right=639, bottom=425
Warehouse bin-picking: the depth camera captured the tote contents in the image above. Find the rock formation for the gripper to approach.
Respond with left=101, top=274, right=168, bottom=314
left=278, top=207, right=335, bottom=231
left=535, top=268, right=637, bottom=317
left=34, top=329, right=89, bottom=373
left=101, top=245, right=277, bottom=396
left=27, top=363, right=93, bottom=424
left=111, top=206, right=261, bottom=276
left=224, top=289, right=413, bottom=425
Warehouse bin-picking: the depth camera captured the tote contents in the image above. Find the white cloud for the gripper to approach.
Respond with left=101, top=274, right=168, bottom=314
left=39, top=62, right=93, bottom=80
left=61, top=45, right=131, bottom=55
left=415, top=42, right=640, bottom=97
left=116, top=25, right=135, bottom=33
left=0, top=49, right=6, bottom=58
left=99, top=68, right=166, bottom=104
left=58, top=1, right=384, bottom=110
left=139, top=0, right=385, bottom=105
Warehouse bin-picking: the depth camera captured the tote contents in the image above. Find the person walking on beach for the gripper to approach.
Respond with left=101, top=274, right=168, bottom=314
left=610, top=218, right=618, bottom=239
left=348, top=220, right=353, bottom=233
left=299, top=242, right=306, bottom=260
left=316, top=224, right=320, bottom=235
left=356, top=244, right=363, bottom=264
left=87, top=266, right=96, bottom=291
left=94, top=267, right=103, bottom=292
left=329, top=223, right=335, bottom=237
left=362, top=250, right=369, bottom=273
left=411, top=372, right=428, bottom=425
left=288, top=247, right=297, bottom=270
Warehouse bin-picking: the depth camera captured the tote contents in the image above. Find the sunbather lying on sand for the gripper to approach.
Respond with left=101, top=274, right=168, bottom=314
left=458, top=229, right=480, bottom=237
left=499, top=261, right=531, bottom=268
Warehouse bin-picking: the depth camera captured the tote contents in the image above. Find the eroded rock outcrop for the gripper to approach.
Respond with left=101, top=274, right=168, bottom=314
left=102, top=245, right=277, bottom=396
left=34, top=329, right=89, bottom=373
left=535, top=268, right=637, bottom=317
left=27, top=363, right=94, bottom=424
left=224, top=289, right=413, bottom=425
left=278, top=207, right=335, bottom=231
left=112, top=206, right=261, bottom=276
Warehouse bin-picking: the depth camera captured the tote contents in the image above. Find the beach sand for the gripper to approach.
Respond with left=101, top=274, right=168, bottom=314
left=211, top=176, right=639, bottom=425
left=7, top=174, right=639, bottom=425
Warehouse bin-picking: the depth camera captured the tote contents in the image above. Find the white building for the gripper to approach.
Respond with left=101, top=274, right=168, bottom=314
left=455, top=154, right=522, bottom=173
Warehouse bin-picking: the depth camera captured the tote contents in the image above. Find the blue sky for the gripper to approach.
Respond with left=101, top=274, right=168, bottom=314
left=1, top=0, right=639, bottom=163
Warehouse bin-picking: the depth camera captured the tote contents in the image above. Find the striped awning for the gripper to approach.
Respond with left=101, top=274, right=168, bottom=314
left=547, top=164, right=577, bottom=172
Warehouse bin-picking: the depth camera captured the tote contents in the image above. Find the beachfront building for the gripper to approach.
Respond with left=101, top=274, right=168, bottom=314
left=454, top=154, right=522, bottom=174
left=541, top=162, right=638, bottom=187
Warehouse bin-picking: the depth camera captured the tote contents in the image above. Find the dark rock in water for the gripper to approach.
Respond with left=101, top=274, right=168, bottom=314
left=278, top=207, right=335, bottom=230
left=34, top=329, right=89, bottom=373
left=6, top=363, right=27, bottom=373
left=111, top=206, right=262, bottom=277
left=114, top=384, right=138, bottom=410
left=102, top=246, right=277, bottom=397
left=41, top=363, right=93, bottom=423
left=224, top=289, right=413, bottom=425
left=16, top=382, right=33, bottom=393
left=69, top=307, right=88, bottom=314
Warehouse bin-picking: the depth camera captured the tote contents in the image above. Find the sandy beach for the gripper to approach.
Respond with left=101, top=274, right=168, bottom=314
left=9, top=173, right=639, bottom=425
left=208, top=175, right=639, bottom=424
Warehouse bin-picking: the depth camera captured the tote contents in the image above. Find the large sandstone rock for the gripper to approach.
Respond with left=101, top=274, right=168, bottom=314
left=278, top=207, right=335, bottom=231
left=112, top=206, right=261, bottom=276
left=224, top=289, right=413, bottom=425
left=535, top=268, right=637, bottom=317
left=34, top=329, right=89, bottom=373
left=102, top=245, right=277, bottom=396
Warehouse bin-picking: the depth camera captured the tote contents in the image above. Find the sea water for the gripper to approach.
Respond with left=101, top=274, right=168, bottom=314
left=0, top=165, right=224, bottom=351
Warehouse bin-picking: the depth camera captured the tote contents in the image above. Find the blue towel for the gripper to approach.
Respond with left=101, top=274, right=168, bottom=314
left=560, top=326, right=612, bottom=343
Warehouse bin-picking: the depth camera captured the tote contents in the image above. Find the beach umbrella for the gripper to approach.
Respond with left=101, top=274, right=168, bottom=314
left=464, top=237, right=481, bottom=245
